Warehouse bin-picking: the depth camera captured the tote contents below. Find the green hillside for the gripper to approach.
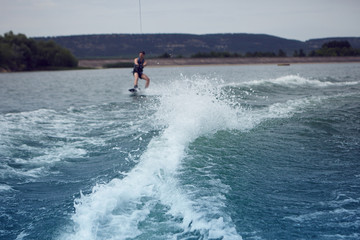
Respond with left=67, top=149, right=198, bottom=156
left=35, top=33, right=306, bottom=59
left=33, top=33, right=360, bottom=59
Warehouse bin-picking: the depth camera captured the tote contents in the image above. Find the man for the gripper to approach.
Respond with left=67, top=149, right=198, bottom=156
left=133, top=51, right=150, bottom=89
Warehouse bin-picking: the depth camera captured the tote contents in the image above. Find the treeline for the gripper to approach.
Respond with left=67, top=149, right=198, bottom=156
left=102, top=62, right=133, bottom=68
left=0, top=31, right=78, bottom=72
left=191, top=51, right=242, bottom=58
left=309, top=40, right=360, bottom=57
left=188, top=41, right=360, bottom=58
left=190, top=50, right=285, bottom=58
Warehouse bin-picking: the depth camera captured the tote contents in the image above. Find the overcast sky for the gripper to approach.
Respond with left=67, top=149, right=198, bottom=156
left=1, top=0, right=359, bottom=41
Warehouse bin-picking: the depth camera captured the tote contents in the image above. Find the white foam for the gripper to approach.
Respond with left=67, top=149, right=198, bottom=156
left=0, top=106, right=128, bottom=179
left=61, top=75, right=328, bottom=239
left=284, top=208, right=359, bottom=224
left=15, top=231, right=29, bottom=240
left=0, top=184, right=13, bottom=192
left=61, top=77, right=244, bottom=239
left=241, top=75, right=359, bottom=88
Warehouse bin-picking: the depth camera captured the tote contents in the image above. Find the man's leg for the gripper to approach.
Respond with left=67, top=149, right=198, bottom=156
left=133, top=72, right=139, bottom=88
left=142, top=74, right=150, bottom=88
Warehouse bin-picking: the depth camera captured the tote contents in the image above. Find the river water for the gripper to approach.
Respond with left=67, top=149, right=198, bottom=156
left=0, top=63, right=359, bottom=239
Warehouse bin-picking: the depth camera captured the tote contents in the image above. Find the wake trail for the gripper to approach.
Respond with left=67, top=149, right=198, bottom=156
left=61, top=75, right=330, bottom=240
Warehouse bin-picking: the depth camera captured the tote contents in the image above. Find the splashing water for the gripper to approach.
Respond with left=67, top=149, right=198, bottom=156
left=60, top=74, right=329, bottom=240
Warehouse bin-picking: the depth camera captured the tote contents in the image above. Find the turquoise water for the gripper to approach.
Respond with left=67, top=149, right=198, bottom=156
left=0, top=63, right=359, bottom=240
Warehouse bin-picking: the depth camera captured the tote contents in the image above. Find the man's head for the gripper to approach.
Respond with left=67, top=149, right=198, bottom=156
left=139, top=51, right=145, bottom=58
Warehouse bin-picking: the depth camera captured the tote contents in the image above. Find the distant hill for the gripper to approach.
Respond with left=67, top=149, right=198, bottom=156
left=34, top=33, right=360, bottom=59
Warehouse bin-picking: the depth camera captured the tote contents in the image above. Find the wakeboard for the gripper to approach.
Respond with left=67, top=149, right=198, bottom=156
left=129, top=87, right=143, bottom=96
left=129, top=87, right=140, bottom=93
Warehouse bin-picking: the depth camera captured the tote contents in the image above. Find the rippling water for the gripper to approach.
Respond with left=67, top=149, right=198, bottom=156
left=0, top=63, right=359, bottom=240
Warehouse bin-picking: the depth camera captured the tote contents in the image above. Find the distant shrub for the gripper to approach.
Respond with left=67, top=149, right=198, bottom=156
left=310, top=40, right=360, bottom=57
left=158, top=52, right=171, bottom=58
left=278, top=49, right=287, bottom=57
left=103, top=62, right=133, bottom=68
left=322, top=40, right=351, bottom=49
left=0, top=31, right=78, bottom=71
left=293, top=49, right=306, bottom=57
left=245, top=51, right=277, bottom=57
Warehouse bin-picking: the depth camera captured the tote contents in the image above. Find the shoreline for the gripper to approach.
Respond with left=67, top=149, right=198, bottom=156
left=2, top=57, right=359, bottom=73
left=79, top=57, right=360, bottom=68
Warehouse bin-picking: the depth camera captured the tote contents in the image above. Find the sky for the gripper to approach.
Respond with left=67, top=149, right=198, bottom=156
left=1, top=0, right=359, bottom=41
